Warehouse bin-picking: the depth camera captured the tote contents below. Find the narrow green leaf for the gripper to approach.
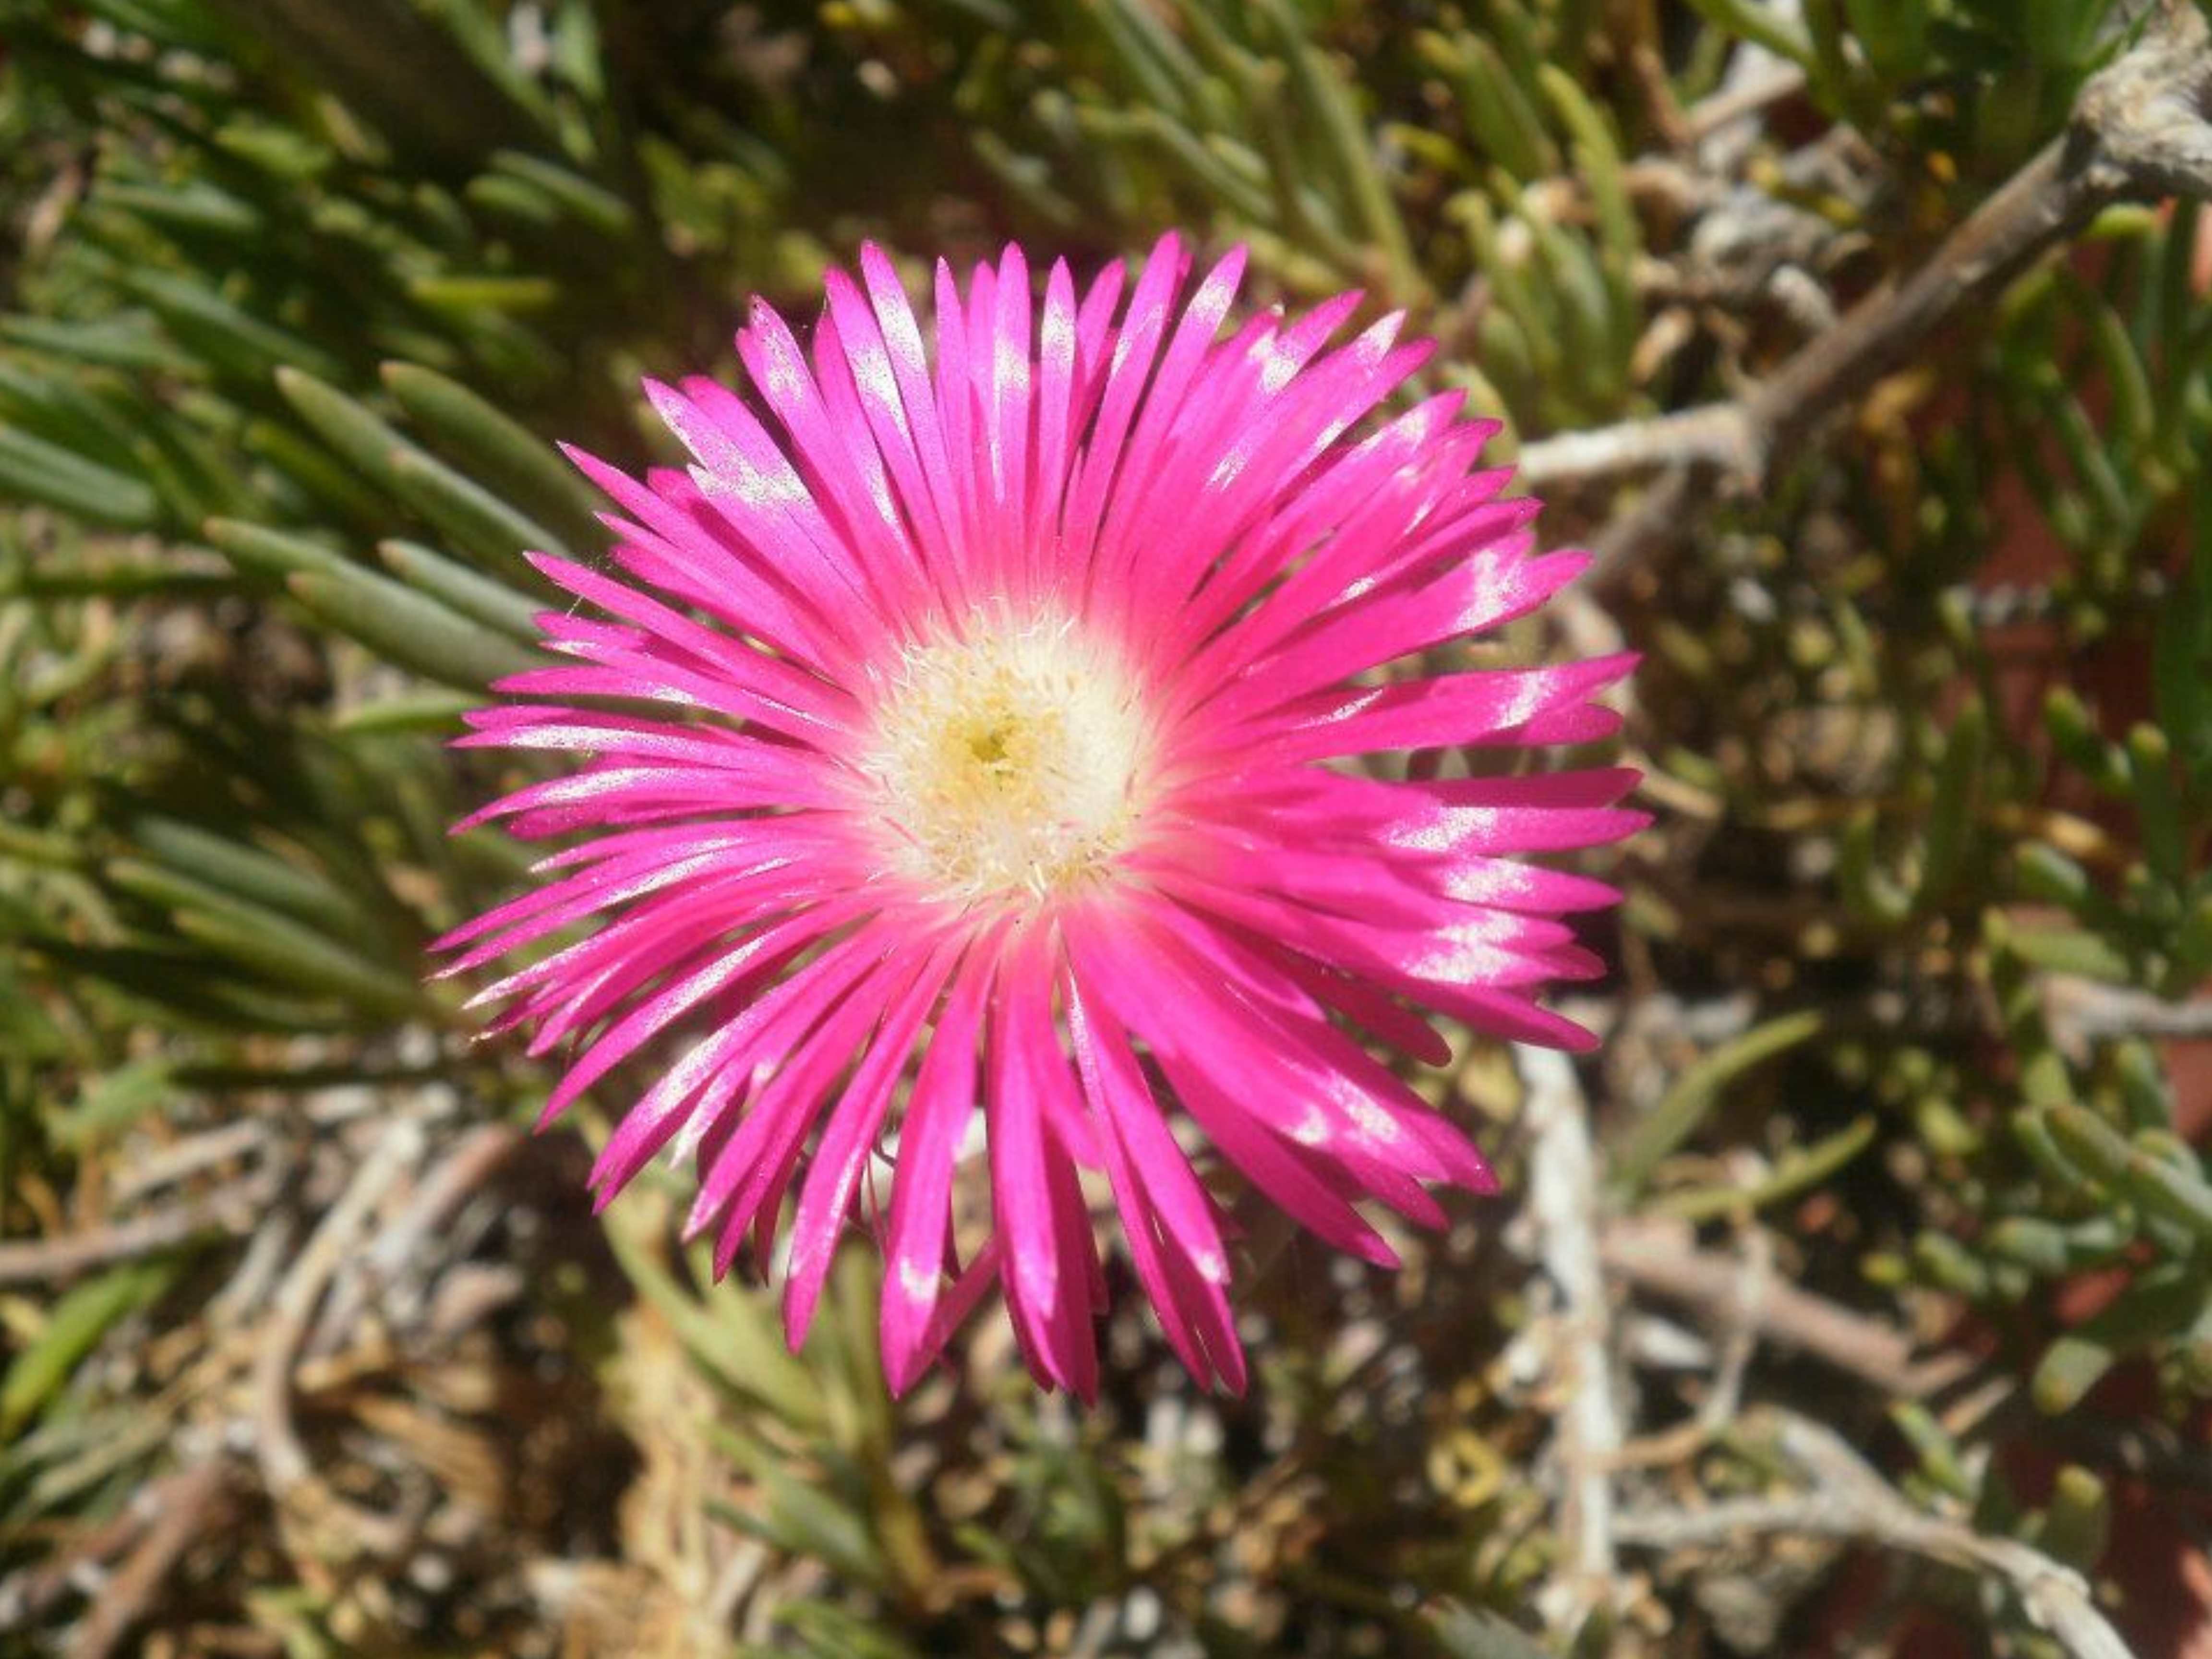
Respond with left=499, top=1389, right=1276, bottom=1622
left=1987, top=1213, right=2131, bottom=1274
left=0, top=361, right=142, bottom=468
left=13, top=1410, right=169, bottom=1516
left=1889, top=1402, right=1973, bottom=1500
left=212, top=112, right=336, bottom=180
left=2126, top=724, right=2184, bottom=886
left=551, top=0, right=609, bottom=98
left=2048, top=1106, right=2212, bottom=1241
left=2152, top=568, right=2210, bottom=784
left=1798, top=0, right=1863, bottom=120
left=2048, top=387, right=2132, bottom=534
left=49, top=1059, right=179, bottom=1149
left=487, top=151, right=634, bottom=238
left=379, top=362, right=601, bottom=544
left=134, top=405, right=254, bottom=524
left=0, top=426, right=161, bottom=527
left=2016, top=842, right=2092, bottom=907
left=1458, top=37, right=1557, bottom=183
left=2034, top=1266, right=2206, bottom=1413
left=0, top=312, right=198, bottom=373
left=2, top=1262, right=179, bottom=1436
left=601, top=1206, right=823, bottom=1429
left=2033, top=1334, right=2117, bottom=1415
left=971, top=133, right=1085, bottom=233
left=108, top=854, right=394, bottom=985
left=2013, top=1097, right=2089, bottom=1188
left=2116, top=1038, right=2173, bottom=1132
left=1656, top=1115, right=1876, bottom=1221
left=389, top=447, right=568, bottom=566
left=97, top=179, right=264, bottom=238
left=464, top=172, right=564, bottom=229
left=1538, top=65, right=1638, bottom=350
left=1527, top=212, right=1618, bottom=409
left=1918, top=696, right=1987, bottom=906
left=286, top=565, right=539, bottom=690
left=1611, top=1011, right=1825, bottom=1194
left=2041, top=1466, right=2111, bottom=1570
left=132, top=817, right=371, bottom=937
left=707, top=1436, right=887, bottom=1589
left=73, top=0, right=219, bottom=47
left=2006, top=925, right=2133, bottom=983
left=1074, top=108, right=1274, bottom=225
left=240, top=417, right=392, bottom=526
left=1838, top=809, right=1914, bottom=926
left=274, top=367, right=413, bottom=492
left=2083, top=292, right=2154, bottom=453
left=1090, top=0, right=1201, bottom=122
left=29, top=939, right=348, bottom=1033
left=1254, top=0, right=1423, bottom=302
left=119, top=270, right=345, bottom=384
left=1986, top=1217, right=2070, bottom=1274
left=1460, top=194, right=1559, bottom=382
left=171, top=905, right=431, bottom=1023
left=1431, top=1603, right=1557, bottom=1659
left=203, top=517, right=350, bottom=579
left=406, top=275, right=561, bottom=313
left=377, top=540, right=543, bottom=643
left=330, top=690, right=482, bottom=735
left=1912, top=1230, right=1993, bottom=1298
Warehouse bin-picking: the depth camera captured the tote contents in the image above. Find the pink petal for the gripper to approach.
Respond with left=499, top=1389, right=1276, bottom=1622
left=880, top=937, right=1002, bottom=1390
left=781, top=934, right=958, bottom=1345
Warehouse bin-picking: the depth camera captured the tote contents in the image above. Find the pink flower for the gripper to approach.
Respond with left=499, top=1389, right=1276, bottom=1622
left=439, top=236, right=1641, bottom=1399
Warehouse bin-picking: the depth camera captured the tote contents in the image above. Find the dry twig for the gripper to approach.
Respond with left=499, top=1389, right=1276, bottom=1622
left=249, top=1117, right=425, bottom=1563
left=1516, top=1045, right=1626, bottom=1629
left=1616, top=1412, right=2135, bottom=1659
left=64, top=1462, right=230, bottom=1659
left=2041, top=975, right=2212, bottom=1058
left=0, top=1169, right=281, bottom=1288
left=1518, top=1, right=2212, bottom=586
left=307, top=1122, right=521, bottom=1357
left=1601, top=1215, right=1974, bottom=1398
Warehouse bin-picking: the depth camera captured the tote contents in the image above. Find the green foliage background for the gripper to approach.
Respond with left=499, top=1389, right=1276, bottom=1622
left=0, top=0, right=2209, bottom=1654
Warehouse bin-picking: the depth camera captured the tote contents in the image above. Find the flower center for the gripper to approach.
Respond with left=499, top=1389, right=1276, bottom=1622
left=858, top=609, right=1154, bottom=905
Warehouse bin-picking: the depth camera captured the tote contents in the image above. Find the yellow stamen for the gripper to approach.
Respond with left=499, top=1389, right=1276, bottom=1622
left=857, top=608, right=1154, bottom=905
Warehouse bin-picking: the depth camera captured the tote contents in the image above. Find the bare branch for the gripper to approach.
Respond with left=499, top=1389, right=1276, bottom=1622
left=1517, top=1, right=2212, bottom=586
left=250, top=1116, right=425, bottom=1563
left=0, top=1169, right=280, bottom=1288
left=64, top=1463, right=230, bottom=1659
left=1601, top=1215, right=1973, bottom=1399
left=1616, top=1412, right=2136, bottom=1659
left=1516, top=1045, right=1626, bottom=1628
left=2041, top=975, right=2212, bottom=1058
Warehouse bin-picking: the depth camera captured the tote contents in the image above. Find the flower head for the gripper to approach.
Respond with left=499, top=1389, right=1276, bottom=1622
left=440, top=237, right=1641, bottom=1397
